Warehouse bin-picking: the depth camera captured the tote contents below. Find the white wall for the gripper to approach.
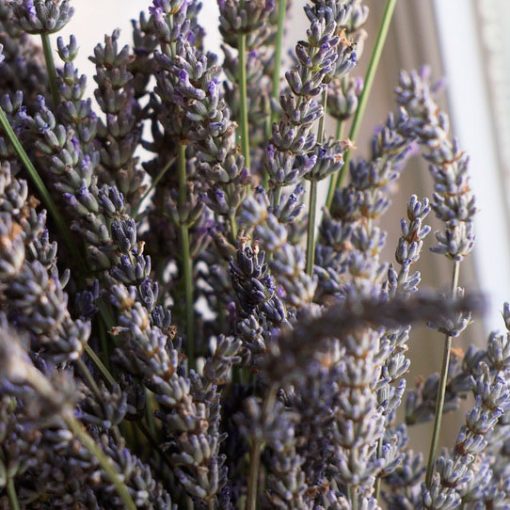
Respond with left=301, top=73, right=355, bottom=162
left=58, top=0, right=221, bottom=95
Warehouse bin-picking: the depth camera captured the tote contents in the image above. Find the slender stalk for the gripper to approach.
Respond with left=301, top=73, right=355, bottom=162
left=6, top=478, right=20, bottom=510
left=270, top=0, right=287, bottom=126
left=247, top=440, right=263, bottom=510
left=0, top=107, right=78, bottom=261
left=83, top=345, right=116, bottom=386
left=305, top=90, right=327, bottom=276
left=65, top=413, right=136, bottom=510
left=425, top=260, right=461, bottom=487
left=246, top=384, right=277, bottom=510
left=76, top=358, right=103, bottom=400
left=305, top=179, right=318, bottom=275
left=177, top=144, right=195, bottom=367
left=348, top=485, right=357, bottom=510
left=272, top=184, right=282, bottom=210
left=335, top=119, right=344, bottom=142
left=41, top=33, right=60, bottom=109
left=325, top=0, right=398, bottom=209
left=133, top=157, right=175, bottom=219
left=229, top=212, right=238, bottom=243
left=374, top=419, right=385, bottom=500
left=238, top=30, right=250, bottom=169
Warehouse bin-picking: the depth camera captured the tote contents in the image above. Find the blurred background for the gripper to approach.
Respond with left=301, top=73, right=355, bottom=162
left=57, top=0, right=510, bottom=449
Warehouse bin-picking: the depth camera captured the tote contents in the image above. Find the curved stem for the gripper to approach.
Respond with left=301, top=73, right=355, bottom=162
left=133, top=157, right=175, bottom=219
left=325, top=0, right=398, bottom=209
left=246, top=384, right=277, bottom=510
left=425, top=260, right=461, bottom=487
left=238, top=31, right=250, bottom=170
left=270, top=0, right=287, bottom=126
left=178, top=144, right=195, bottom=368
left=76, top=358, right=103, bottom=400
left=65, top=413, right=137, bottom=510
left=41, top=33, right=59, bottom=109
left=7, top=478, right=20, bottom=510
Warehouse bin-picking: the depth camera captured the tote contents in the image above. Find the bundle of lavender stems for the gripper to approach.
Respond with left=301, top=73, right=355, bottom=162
left=0, top=1, right=503, bottom=509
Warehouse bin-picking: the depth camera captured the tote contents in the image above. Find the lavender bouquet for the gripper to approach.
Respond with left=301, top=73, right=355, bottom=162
left=0, top=0, right=501, bottom=509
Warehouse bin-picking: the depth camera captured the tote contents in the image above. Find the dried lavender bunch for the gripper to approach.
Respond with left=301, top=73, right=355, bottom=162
left=0, top=3, right=504, bottom=510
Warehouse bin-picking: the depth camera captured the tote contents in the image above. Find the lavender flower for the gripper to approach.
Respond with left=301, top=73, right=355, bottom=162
left=11, top=0, right=74, bottom=35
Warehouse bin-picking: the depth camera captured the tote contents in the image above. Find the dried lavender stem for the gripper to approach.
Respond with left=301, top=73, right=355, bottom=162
left=270, top=0, right=287, bottom=126
left=305, top=178, right=318, bottom=275
left=41, top=33, right=59, bottom=108
left=76, top=358, right=103, bottom=400
left=306, top=91, right=327, bottom=275
left=133, top=157, right=175, bottom=219
left=374, top=440, right=384, bottom=500
left=326, top=0, right=398, bottom=209
left=178, top=143, right=195, bottom=367
left=335, top=119, right=344, bottom=142
left=64, top=413, right=137, bottom=510
left=348, top=485, right=357, bottom=510
left=6, top=478, right=20, bottom=510
left=230, top=212, right=238, bottom=242
left=246, top=384, right=277, bottom=510
left=238, top=22, right=250, bottom=169
left=425, top=259, right=461, bottom=487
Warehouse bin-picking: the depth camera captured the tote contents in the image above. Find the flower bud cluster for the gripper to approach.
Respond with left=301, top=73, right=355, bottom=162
left=397, top=68, right=477, bottom=261
left=0, top=161, right=90, bottom=364
left=91, top=30, right=146, bottom=207
left=0, top=3, right=47, bottom=105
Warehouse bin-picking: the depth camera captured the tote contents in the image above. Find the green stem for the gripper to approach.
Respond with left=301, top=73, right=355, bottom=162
left=178, top=144, right=195, bottom=368
left=65, top=413, right=136, bottom=510
left=133, top=157, right=175, bottom=219
left=305, top=179, right=318, bottom=276
left=325, top=0, right=398, bottom=209
left=0, top=107, right=78, bottom=260
left=6, top=478, right=20, bottom=510
left=349, top=485, right=358, bottom=510
left=229, top=212, right=238, bottom=243
left=425, top=260, right=461, bottom=487
left=305, top=90, right=327, bottom=276
left=76, top=358, right=103, bottom=400
left=84, top=344, right=116, bottom=386
left=270, top=0, right=287, bottom=126
left=335, top=119, right=344, bottom=142
left=272, top=184, right=282, bottom=210
left=374, top=437, right=384, bottom=500
left=41, top=33, right=60, bottom=109
left=238, top=31, right=250, bottom=169
left=246, top=385, right=277, bottom=510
